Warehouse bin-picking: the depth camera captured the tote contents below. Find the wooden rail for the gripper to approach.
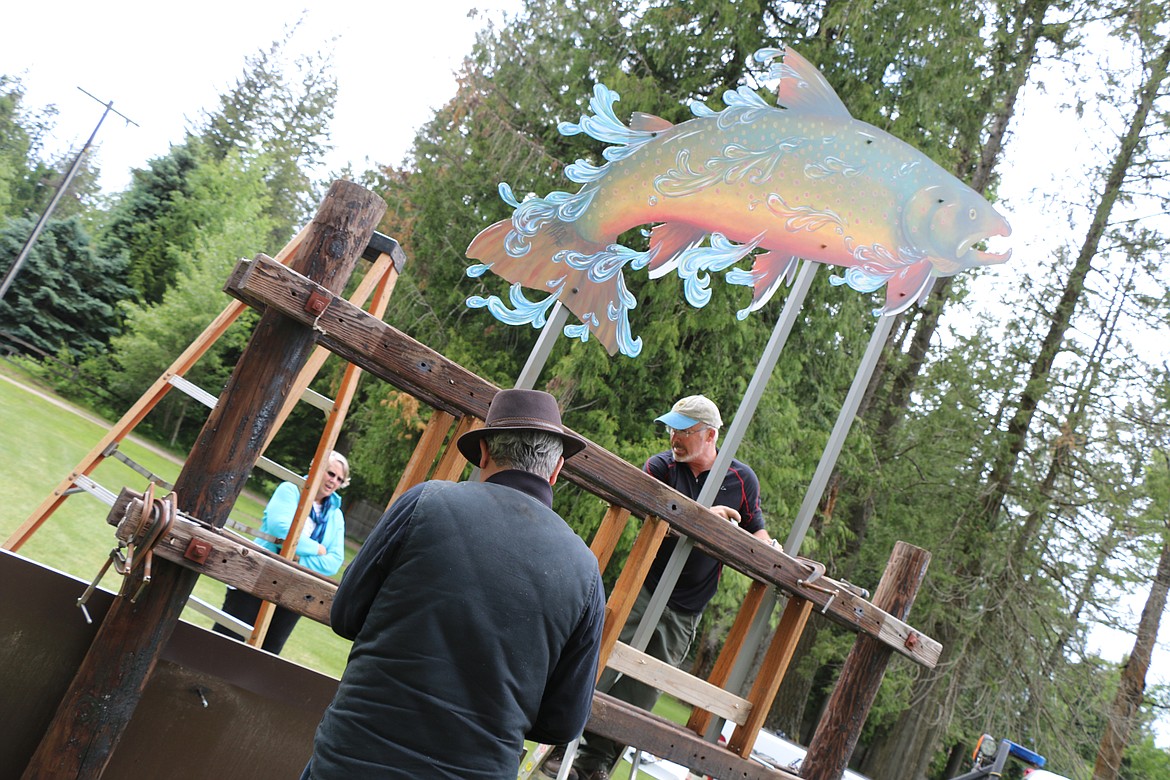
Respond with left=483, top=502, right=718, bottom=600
left=225, top=253, right=941, bottom=668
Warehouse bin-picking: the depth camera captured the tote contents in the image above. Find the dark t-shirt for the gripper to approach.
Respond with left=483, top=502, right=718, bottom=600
left=643, top=451, right=765, bottom=614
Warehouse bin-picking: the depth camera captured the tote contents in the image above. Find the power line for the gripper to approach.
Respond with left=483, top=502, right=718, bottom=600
left=0, top=88, right=137, bottom=302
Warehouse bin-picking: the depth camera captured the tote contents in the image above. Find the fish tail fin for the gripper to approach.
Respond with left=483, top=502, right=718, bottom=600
left=467, top=215, right=605, bottom=289
left=466, top=219, right=513, bottom=266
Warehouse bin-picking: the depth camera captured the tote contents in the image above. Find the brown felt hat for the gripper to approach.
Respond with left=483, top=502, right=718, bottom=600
left=457, top=388, right=587, bottom=463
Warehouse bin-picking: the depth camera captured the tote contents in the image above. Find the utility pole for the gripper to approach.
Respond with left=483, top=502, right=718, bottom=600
left=0, top=88, right=136, bottom=302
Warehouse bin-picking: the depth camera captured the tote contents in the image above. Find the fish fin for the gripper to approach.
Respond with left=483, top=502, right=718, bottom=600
left=467, top=218, right=629, bottom=355
left=776, top=47, right=850, bottom=118
left=630, top=112, right=674, bottom=132
left=880, top=260, right=934, bottom=315
left=727, top=251, right=800, bottom=315
left=647, top=222, right=707, bottom=278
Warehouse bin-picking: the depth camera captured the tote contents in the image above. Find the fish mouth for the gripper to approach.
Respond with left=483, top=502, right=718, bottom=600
left=957, top=224, right=1012, bottom=267
left=971, top=247, right=1012, bottom=265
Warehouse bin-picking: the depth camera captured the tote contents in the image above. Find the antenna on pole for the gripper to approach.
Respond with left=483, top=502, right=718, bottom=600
left=0, top=88, right=137, bottom=302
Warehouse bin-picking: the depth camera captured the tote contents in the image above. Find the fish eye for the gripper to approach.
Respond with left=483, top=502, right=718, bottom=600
left=968, top=208, right=977, bottom=220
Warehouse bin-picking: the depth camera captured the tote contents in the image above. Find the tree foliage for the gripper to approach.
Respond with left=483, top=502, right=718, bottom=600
left=90, top=152, right=275, bottom=444
left=0, top=216, right=129, bottom=357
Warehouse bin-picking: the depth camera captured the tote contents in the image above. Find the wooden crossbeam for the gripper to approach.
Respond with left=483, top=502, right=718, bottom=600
left=608, top=641, right=752, bottom=726
left=586, top=692, right=796, bottom=780
left=106, top=489, right=336, bottom=623
left=224, top=254, right=942, bottom=668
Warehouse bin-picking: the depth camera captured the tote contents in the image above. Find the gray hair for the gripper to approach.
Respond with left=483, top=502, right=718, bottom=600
left=484, top=430, right=563, bottom=479
left=328, top=450, right=351, bottom=489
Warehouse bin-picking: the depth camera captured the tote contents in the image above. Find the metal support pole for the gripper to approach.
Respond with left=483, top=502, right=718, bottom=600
left=704, top=310, right=897, bottom=739
left=629, top=262, right=819, bottom=653
left=785, top=311, right=895, bottom=552
left=515, top=302, right=570, bottom=389
left=0, top=91, right=135, bottom=302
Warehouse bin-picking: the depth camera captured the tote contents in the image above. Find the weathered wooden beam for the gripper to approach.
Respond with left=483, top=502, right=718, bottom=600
left=801, top=542, right=932, bottom=780
left=224, top=255, right=942, bottom=668
left=20, top=180, right=385, bottom=780
left=105, top=487, right=335, bottom=622
left=587, top=692, right=796, bottom=780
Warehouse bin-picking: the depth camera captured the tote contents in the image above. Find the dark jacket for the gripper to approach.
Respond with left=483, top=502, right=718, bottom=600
left=310, top=470, right=604, bottom=779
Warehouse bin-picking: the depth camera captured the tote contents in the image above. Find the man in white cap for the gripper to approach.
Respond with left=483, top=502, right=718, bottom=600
left=549, top=394, right=770, bottom=780
left=305, top=389, right=605, bottom=779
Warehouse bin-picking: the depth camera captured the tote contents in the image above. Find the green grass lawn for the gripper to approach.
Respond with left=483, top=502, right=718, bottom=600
left=0, top=367, right=353, bottom=678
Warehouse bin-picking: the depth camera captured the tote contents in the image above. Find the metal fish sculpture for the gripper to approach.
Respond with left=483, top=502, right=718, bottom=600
left=466, top=46, right=1011, bottom=357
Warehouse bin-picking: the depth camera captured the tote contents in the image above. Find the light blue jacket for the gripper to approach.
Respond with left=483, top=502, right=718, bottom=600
left=256, top=481, right=346, bottom=576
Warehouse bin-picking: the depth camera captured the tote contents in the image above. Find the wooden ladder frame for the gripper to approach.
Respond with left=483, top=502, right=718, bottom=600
left=3, top=227, right=407, bottom=649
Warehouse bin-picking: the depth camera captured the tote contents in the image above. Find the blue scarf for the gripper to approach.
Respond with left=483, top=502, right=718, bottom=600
left=309, top=500, right=329, bottom=544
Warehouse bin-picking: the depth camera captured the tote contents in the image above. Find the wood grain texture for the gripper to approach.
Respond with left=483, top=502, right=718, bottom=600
left=588, top=692, right=796, bottom=780
left=20, top=181, right=385, bottom=780
left=590, top=504, right=631, bottom=574
left=597, top=516, right=669, bottom=679
left=106, top=488, right=336, bottom=622
left=608, top=641, right=753, bottom=726
left=687, top=579, right=769, bottom=736
left=388, top=410, right=456, bottom=506
left=801, top=542, right=931, bottom=780
left=730, top=596, right=813, bottom=757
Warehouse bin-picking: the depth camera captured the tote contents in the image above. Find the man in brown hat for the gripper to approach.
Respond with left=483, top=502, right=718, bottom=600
left=303, top=389, right=604, bottom=780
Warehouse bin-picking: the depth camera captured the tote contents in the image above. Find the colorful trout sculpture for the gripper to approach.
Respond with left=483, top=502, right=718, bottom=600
left=466, top=46, right=1011, bottom=357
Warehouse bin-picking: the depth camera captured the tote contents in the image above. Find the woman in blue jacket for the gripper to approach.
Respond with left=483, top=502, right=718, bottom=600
left=214, top=450, right=350, bottom=653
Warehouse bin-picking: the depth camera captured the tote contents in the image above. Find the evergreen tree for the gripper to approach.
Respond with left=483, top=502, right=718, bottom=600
left=0, top=215, right=130, bottom=356
left=99, top=25, right=336, bottom=305
left=98, top=141, right=201, bottom=304
left=93, top=152, right=275, bottom=446
left=193, top=20, right=337, bottom=243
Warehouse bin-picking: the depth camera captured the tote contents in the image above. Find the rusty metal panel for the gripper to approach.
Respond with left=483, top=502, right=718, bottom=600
left=1, top=550, right=338, bottom=778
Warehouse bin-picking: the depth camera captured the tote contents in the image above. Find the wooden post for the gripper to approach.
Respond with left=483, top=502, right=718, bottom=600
left=20, top=180, right=385, bottom=779
left=800, top=542, right=931, bottom=780
left=728, top=595, right=813, bottom=757
left=388, top=410, right=457, bottom=505
left=589, top=504, right=632, bottom=573
left=597, top=516, right=669, bottom=679
left=686, top=579, right=770, bottom=736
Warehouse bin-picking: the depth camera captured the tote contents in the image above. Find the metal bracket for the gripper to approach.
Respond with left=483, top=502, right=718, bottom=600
left=184, top=538, right=212, bottom=565
left=304, top=290, right=329, bottom=316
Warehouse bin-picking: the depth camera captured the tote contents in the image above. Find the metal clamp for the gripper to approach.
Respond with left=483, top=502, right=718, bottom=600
left=77, top=484, right=178, bottom=621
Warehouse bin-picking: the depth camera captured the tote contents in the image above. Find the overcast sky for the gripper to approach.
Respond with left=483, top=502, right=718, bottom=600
left=2, top=1, right=524, bottom=192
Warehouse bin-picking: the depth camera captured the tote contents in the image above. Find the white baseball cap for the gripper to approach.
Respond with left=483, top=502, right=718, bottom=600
left=655, top=395, right=722, bottom=430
